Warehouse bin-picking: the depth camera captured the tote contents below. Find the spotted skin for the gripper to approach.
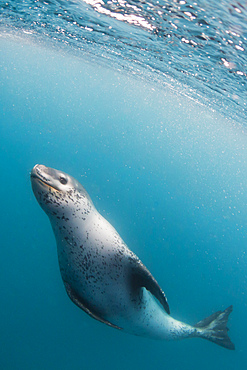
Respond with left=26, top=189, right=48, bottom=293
left=31, top=165, right=234, bottom=349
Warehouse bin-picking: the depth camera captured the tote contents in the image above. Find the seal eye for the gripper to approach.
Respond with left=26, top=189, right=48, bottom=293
left=59, top=176, right=67, bottom=185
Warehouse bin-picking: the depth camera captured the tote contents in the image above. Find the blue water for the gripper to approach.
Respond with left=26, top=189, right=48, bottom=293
left=0, top=0, right=247, bottom=369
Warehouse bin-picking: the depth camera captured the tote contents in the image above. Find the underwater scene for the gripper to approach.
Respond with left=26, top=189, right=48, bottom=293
left=0, top=0, right=247, bottom=369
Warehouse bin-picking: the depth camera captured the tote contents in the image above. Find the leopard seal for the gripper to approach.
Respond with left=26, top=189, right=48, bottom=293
left=31, top=164, right=234, bottom=349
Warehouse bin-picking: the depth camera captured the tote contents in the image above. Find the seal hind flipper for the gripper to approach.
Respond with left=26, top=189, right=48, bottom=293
left=131, top=261, right=170, bottom=315
left=194, top=305, right=235, bottom=350
left=64, top=282, right=122, bottom=330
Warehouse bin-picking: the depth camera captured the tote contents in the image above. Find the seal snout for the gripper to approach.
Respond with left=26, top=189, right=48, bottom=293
left=31, top=164, right=52, bottom=187
left=31, top=164, right=40, bottom=180
left=31, top=164, right=50, bottom=178
left=32, top=164, right=48, bottom=173
left=31, top=164, right=44, bottom=176
left=31, top=164, right=64, bottom=193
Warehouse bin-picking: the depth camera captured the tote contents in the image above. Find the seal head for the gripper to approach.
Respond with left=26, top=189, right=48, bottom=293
left=31, top=164, right=93, bottom=217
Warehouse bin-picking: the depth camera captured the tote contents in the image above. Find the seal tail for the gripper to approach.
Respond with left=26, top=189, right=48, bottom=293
left=194, top=305, right=235, bottom=350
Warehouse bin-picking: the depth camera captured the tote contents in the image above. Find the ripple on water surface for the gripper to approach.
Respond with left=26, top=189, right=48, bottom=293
left=0, top=0, right=246, bottom=121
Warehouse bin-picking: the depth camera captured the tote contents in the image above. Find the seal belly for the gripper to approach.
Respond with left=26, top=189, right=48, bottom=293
left=53, top=216, right=133, bottom=319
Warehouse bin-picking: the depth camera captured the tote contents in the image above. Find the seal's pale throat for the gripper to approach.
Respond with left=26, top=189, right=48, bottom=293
left=31, top=164, right=235, bottom=350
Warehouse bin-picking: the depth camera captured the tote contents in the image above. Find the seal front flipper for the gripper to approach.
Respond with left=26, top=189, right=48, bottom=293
left=130, top=260, right=170, bottom=315
left=64, top=282, right=122, bottom=330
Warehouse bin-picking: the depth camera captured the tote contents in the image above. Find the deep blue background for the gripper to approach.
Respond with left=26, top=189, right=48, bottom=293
left=0, top=38, right=246, bottom=369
